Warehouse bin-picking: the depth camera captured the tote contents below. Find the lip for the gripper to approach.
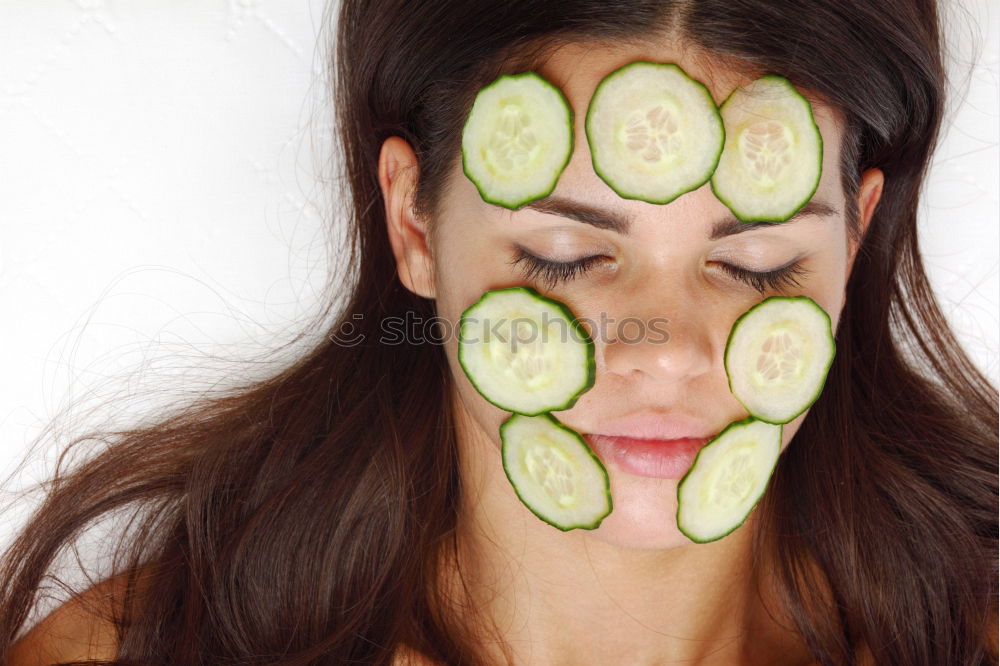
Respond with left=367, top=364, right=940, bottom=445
left=583, top=434, right=711, bottom=479
left=580, top=411, right=719, bottom=479
left=590, top=410, right=717, bottom=441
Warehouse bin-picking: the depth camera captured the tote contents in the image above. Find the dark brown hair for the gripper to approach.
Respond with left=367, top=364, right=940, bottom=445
left=1, top=1, right=996, bottom=664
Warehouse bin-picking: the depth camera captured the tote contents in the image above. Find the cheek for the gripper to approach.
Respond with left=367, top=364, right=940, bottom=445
left=430, top=214, right=514, bottom=318
left=431, top=235, right=494, bottom=347
left=430, top=225, right=519, bottom=448
left=802, top=235, right=851, bottom=331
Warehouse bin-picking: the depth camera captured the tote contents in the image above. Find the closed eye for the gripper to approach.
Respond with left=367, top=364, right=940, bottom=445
left=508, top=246, right=811, bottom=295
left=508, top=247, right=606, bottom=289
left=716, top=260, right=811, bottom=294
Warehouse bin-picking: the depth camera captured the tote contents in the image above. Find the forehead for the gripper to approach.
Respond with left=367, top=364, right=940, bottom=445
left=536, top=37, right=746, bottom=106
left=491, top=38, right=846, bottom=215
left=534, top=36, right=840, bottom=123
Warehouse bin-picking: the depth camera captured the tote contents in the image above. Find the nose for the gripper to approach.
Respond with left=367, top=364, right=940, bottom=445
left=600, top=304, right=714, bottom=384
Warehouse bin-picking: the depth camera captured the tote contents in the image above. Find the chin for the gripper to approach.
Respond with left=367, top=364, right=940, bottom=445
left=585, top=471, right=697, bottom=551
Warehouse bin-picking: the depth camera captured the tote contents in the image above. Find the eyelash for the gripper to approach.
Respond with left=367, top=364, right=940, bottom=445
left=716, top=260, right=811, bottom=294
left=508, top=248, right=606, bottom=289
left=509, top=247, right=811, bottom=294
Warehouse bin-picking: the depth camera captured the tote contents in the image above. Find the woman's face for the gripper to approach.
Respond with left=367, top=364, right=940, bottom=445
left=384, top=40, right=881, bottom=550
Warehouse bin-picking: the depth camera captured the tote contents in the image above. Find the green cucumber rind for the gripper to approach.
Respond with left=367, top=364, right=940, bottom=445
left=723, top=295, right=836, bottom=425
left=710, top=74, right=824, bottom=224
left=461, top=72, right=574, bottom=210
left=585, top=60, right=725, bottom=205
left=500, top=412, right=612, bottom=531
left=675, top=416, right=782, bottom=544
left=457, top=286, right=596, bottom=416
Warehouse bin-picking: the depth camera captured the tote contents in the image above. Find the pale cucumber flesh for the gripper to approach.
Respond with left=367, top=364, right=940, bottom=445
left=586, top=61, right=724, bottom=204
left=501, top=413, right=611, bottom=531
left=711, top=74, right=823, bottom=223
left=457, top=287, right=595, bottom=416
left=461, top=72, right=573, bottom=209
left=677, top=417, right=781, bottom=543
left=725, top=296, right=835, bottom=425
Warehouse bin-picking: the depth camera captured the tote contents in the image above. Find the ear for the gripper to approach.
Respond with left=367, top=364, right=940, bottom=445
left=378, top=136, right=436, bottom=299
left=843, top=168, right=884, bottom=306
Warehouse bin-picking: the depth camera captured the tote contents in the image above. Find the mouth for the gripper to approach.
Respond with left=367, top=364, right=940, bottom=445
left=582, top=433, right=713, bottom=480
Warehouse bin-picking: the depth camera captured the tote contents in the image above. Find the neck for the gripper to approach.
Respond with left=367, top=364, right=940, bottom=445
left=444, top=395, right=812, bottom=666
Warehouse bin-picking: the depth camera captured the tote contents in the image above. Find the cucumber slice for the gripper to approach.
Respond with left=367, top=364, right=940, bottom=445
left=710, top=74, right=823, bottom=223
left=677, top=417, right=781, bottom=543
left=725, top=296, right=835, bottom=425
left=458, top=287, right=595, bottom=416
left=461, top=72, right=573, bottom=209
left=585, top=61, right=724, bottom=204
left=501, top=413, right=612, bottom=531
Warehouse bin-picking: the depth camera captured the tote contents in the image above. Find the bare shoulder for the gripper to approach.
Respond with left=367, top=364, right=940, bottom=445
left=7, top=572, right=135, bottom=666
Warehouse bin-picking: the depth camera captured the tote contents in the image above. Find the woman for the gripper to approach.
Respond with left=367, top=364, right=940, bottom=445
left=2, top=0, right=996, bottom=664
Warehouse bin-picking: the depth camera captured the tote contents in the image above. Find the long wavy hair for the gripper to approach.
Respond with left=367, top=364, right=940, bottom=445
left=1, top=1, right=996, bottom=664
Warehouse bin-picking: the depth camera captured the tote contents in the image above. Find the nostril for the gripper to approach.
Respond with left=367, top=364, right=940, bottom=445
left=602, top=320, right=712, bottom=384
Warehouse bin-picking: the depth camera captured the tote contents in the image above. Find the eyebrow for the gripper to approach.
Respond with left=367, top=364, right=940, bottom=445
left=509, top=195, right=839, bottom=238
left=707, top=200, right=840, bottom=240
left=521, top=195, right=632, bottom=234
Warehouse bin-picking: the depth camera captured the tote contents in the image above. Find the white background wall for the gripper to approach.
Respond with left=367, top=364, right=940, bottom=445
left=0, top=0, right=997, bottom=602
